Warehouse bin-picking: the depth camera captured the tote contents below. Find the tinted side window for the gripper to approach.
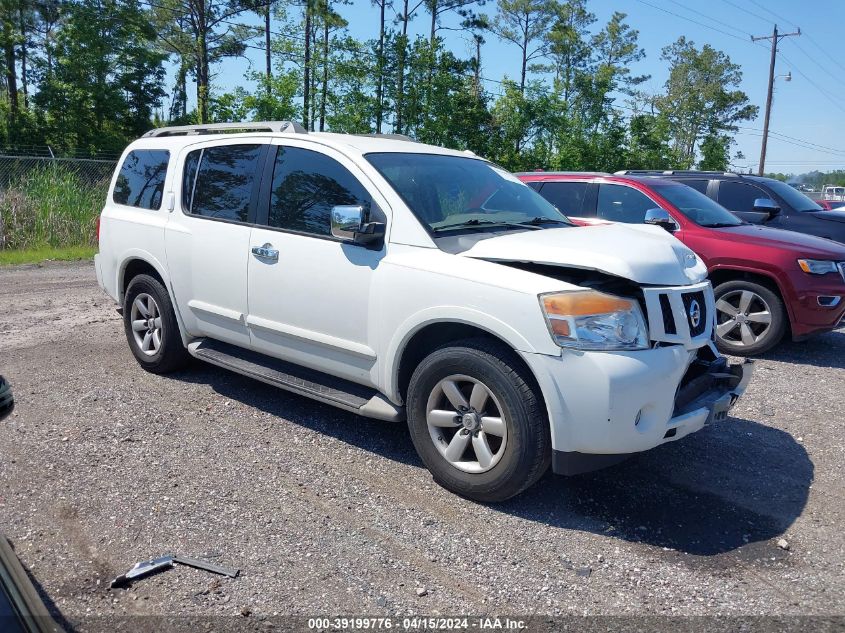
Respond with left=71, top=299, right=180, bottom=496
left=185, top=144, right=263, bottom=222
left=680, top=179, right=709, bottom=194
left=717, top=181, right=765, bottom=211
left=268, top=146, right=372, bottom=236
left=597, top=184, right=656, bottom=223
left=113, top=150, right=169, bottom=210
left=538, top=182, right=589, bottom=215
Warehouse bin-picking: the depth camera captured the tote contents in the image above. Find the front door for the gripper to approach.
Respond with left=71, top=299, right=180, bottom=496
left=246, top=141, right=388, bottom=385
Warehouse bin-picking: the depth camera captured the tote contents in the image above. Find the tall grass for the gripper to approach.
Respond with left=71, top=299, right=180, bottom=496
left=0, top=167, right=108, bottom=250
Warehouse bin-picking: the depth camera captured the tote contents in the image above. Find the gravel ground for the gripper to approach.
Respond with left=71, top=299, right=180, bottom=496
left=0, top=260, right=843, bottom=630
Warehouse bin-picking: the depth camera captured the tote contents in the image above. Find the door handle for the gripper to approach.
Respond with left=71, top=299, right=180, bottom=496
left=251, top=243, right=279, bottom=261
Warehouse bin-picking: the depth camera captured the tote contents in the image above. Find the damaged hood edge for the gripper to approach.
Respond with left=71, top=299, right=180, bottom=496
left=458, top=223, right=709, bottom=287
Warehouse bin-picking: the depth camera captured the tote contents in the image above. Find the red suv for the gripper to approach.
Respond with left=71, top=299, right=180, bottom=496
left=519, top=172, right=845, bottom=355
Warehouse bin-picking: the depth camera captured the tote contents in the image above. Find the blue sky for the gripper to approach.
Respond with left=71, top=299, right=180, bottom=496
left=204, top=0, right=845, bottom=175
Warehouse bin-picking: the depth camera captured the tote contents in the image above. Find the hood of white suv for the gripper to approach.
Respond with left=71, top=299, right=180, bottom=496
left=459, top=223, right=707, bottom=286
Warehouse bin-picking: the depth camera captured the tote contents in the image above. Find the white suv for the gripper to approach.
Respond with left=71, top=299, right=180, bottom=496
left=96, top=121, right=752, bottom=502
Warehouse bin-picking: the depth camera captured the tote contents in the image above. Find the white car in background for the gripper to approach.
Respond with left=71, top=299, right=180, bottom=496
left=95, top=121, right=752, bottom=501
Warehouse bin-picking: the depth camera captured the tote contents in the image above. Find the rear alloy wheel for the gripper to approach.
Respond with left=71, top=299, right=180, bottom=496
left=123, top=274, right=191, bottom=373
left=713, top=280, right=786, bottom=355
left=407, top=339, right=551, bottom=502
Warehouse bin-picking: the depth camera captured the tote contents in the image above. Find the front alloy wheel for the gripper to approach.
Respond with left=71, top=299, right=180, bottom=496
left=406, top=339, right=551, bottom=502
left=426, top=375, right=508, bottom=474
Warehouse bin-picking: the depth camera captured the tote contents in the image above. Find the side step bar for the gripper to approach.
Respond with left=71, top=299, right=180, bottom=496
left=187, top=339, right=404, bottom=422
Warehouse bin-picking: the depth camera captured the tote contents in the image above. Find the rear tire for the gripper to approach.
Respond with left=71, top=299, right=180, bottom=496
left=713, top=280, right=787, bottom=356
left=123, top=274, right=191, bottom=374
left=406, top=339, right=551, bottom=503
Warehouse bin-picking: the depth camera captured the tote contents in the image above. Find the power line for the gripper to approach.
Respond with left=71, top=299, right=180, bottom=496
left=735, top=130, right=845, bottom=158
left=632, top=0, right=754, bottom=44
left=664, top=0, right=750, bottom=38
left=746, top=0, right=799, bottom=31
left=803, top=32, right=845, bottom=77
left=777, top=51, right=845, bottom=117
left=786, top=38, right=843, bottom=87
left=716, top=0, right=771, bottom=26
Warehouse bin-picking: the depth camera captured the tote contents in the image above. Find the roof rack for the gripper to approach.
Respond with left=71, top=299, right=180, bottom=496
left=615, top=169, right=739, bottom=177
left=142, top=121, right=306, bottom=138
left=514, top=171, right=610, bottom=176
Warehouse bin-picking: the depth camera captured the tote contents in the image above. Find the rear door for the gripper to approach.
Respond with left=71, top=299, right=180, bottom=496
left=715, top=180, right=778, bottom=225
left=165, top=140, right=270, bottom=348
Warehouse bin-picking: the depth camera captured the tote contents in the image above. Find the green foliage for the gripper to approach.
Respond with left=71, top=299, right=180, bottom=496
left=0, top=244, right=96, bottom=265
left=655, top=36, right=758, bottom=167
left=31, top=0, right=166, bottom=153
left=1, top=0, right=761, bottom=175
left=0, top=166, right=108, bottom=249
left=698, top=134, right=730, bottom=171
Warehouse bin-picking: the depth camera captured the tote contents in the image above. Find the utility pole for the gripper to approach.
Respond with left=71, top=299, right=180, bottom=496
left=752, top=25, right=800, bottom=176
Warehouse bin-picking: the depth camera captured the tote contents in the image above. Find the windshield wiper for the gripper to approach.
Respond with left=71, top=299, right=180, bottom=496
left=520, top=216, right=570, bottom=227
left=432, top=219, right=540, bottom=232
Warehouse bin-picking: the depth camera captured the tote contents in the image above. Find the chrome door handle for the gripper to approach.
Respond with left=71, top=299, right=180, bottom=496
left=251, top=243, right=279, bottom=261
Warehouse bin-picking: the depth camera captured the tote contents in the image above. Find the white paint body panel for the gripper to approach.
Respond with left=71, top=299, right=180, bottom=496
left=96, top=130, right=728, bottom=458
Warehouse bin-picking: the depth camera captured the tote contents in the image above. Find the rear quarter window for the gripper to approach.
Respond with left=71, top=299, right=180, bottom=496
left=182, top=144, right=264, bottom=222
left=112, top=149, right=170, bottom=210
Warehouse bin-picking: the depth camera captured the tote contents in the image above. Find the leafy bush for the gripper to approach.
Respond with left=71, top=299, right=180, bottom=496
left=0, top=167, right=107, bottom=250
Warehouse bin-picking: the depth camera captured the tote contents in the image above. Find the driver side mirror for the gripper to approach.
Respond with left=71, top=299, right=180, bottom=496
left=644, top=208, right=678, bottom=232
left=331, top=205, right=385, bottom=247
left=753, top=198, right=781, bottom=220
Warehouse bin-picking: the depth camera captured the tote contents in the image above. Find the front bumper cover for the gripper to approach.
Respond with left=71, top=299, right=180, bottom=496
left=552, top=351, right=754, bottom=476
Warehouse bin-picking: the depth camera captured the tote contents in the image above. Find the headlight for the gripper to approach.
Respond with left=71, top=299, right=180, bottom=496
left=540, top=290, right=649, bottom=351
left=797, top=259, right=839, bottom=275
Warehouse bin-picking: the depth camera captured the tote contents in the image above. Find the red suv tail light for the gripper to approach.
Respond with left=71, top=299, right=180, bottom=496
left=96, top=215, right=101, bottom=243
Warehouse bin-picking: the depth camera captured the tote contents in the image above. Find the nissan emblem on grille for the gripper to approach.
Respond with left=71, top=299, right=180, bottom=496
left=688, top=299, right=701, bottom=329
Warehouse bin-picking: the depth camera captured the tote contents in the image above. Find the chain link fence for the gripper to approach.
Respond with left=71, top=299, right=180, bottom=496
left=0, top=149, right=118, bottom=250
left=0, top=153, right=118, bottom=191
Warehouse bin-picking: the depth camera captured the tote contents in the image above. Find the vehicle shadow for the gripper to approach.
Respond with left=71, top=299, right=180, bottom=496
left=759, top=327, right=845, bottom=369
left=497, top=417, right=813, bottom=556
left=172, top=366, right=812, bottom=558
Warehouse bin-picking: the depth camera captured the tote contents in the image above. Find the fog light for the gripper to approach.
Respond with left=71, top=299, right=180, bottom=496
left=817, top=295, right=841, bottom=307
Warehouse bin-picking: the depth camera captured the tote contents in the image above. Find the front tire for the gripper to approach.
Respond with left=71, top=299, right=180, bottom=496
left=123, top=274, right=190, bottom=374
left=713, top=280, right=787, bottom=356
left=406, top=339, right=551, bottom=503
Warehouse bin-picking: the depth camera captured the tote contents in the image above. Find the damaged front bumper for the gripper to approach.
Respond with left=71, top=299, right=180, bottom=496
left=522, top=343, right=754, bottom=477
left=670, top=348, right=753, bottom=431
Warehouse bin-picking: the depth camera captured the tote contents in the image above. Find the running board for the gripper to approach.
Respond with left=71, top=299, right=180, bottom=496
left=188, top=339, right=404, bottom=422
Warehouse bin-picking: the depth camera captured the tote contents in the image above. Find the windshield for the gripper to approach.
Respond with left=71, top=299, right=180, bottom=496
left=764, top=179, right=823, bottom=212
left=651, top=183, right=743, bottom=227
left=365, top=152, right=572, bottom=233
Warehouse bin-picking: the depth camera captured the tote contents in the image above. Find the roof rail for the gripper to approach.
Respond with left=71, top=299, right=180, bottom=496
left=142, top=121, right=306, bottom=138
left=350, top=133, right=417, bottom=142
left=615, top=169, right=739, bottom=177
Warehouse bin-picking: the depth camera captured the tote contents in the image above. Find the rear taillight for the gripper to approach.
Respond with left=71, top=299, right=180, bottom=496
left=96, top=215, right=101, bottom=243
